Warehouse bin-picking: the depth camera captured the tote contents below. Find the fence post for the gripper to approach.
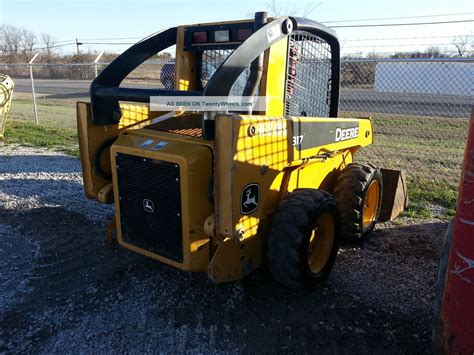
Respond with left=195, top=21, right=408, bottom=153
left=93, top=51, right=104, bottom=78
left=28, top=53, right=40, bottom=125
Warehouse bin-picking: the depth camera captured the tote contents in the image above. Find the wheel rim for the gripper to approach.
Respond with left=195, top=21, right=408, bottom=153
left=307, top=213, right=335, bottom=274
left=362, top=180, right=380, bottom=230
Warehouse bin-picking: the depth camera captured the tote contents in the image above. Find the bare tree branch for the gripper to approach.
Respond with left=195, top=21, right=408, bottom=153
left=452, top=35, right=471, bottom=57
left=265, top=0, right=280, bottom=16
left=266, top=0, right=323, bottom=17
left=20, top=28, right=36, bottom=61
left=301, top=1, right=322, bottom=17
left=0, top=24, right=25, bottom=62
left=41, top=33, right=57, bottom=58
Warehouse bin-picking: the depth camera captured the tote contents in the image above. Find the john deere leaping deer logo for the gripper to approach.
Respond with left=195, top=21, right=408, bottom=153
left=143, top=199, right=155, bottom=213
left=241, top=183, right=260, bottom=215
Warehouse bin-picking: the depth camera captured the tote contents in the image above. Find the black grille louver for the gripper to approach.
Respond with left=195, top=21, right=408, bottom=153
left=116, top=153, right=183, bottom=262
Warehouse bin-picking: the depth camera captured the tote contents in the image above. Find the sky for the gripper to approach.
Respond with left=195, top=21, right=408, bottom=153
left=1, top=0, right=473, bottom=56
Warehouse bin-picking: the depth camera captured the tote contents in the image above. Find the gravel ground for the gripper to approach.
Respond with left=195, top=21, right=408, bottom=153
left=0, top=144, right=447, bottom=353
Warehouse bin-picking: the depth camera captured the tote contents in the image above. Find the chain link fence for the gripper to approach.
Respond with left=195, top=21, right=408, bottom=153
left=339, top=57, right=472, bottom=198
left=1, top=56, right=472, bottom=209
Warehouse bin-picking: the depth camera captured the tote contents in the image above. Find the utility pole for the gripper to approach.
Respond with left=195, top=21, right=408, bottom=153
left=75, top=38, right=82, bottom=55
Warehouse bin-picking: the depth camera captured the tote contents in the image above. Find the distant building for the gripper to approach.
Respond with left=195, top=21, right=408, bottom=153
left=374, top=62, right=473, bottom=96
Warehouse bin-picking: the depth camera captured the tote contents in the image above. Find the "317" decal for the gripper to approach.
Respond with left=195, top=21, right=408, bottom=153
left=291, top=134, right=304, bottom=146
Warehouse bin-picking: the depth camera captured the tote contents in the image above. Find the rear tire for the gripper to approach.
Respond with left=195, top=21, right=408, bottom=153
left=334, top=162, right=383, bottom=242
left=267, top=189, right=340, bottom=290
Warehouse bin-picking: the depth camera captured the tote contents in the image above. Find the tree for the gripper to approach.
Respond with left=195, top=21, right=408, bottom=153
left=452, top=35, right=471, bottom=57
left=0, top=24, right=23, bottom=61
left=41, top=33, right=57, bottom=58
left=20, top=28, right=37, bottom=61
left=0, top=24, right=37, bottom=62
left=266, top=0, right=322, bottom=17
left=425, top=46, right=442, bottom=58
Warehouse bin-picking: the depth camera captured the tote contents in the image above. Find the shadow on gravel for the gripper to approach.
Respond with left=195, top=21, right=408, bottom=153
left=0, top=155, right=80, bottom=174
left=0, top=206, right=447, bottom=353
left=338, top=222, right=447, bottom=261
left=0, top=178, right=83, bottom=201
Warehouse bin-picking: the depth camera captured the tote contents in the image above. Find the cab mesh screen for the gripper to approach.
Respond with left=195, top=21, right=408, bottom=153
left=200, top=49, right=251, bottom=96
left=285, top=32, right=332, bottom=117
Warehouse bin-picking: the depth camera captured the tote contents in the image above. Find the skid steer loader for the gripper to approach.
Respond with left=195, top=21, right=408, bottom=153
left=77, top=13, right=407, bottom=289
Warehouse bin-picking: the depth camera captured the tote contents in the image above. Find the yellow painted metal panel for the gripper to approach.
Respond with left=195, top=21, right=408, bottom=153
left=213, top=114, right=373, bottom=244
left=175, top=26, right=197, bottom=91
left=209, top=114, right=373, bottom=280
left=110, top=131, right=213, bottom=272
left=261, top=37, right=288, bottom=116
left=76, top=101, right=166, bottom=202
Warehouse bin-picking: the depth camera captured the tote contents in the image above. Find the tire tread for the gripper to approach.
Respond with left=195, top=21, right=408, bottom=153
left=267, top=189, right=339, bottom=289
left=334, top=162, right=382, bottom=241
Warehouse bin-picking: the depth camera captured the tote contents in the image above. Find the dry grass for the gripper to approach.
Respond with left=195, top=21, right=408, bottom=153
left=343, top=111, right=468, bottom=218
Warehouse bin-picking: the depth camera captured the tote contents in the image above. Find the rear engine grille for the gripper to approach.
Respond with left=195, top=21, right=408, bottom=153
left=116, top=153, right=183, bottom=262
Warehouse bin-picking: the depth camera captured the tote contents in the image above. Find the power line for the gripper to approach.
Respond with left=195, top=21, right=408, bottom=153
left=322, top=11, right=474, bottom=24
left=79, top=36, right=143, bottom=41
left=344, top=42, right=465, bottom=49
left=345, top=34, right=474, bottom=42
left=0, top=42, right=76, bottom=53
left=36, top=38, right=76, bottom=45
left=47, top=42, right=75, bottom=49
left=82, top=42, right=135, bottom=45
left=59, top=34, right=474, bottom=45
left=29, top=37, right=139, bottom=47
left=25, top=18, right=474, bottom=47
left=330, top=19, right=474, bottom=28
left=6, top=12, right=474, bottom=46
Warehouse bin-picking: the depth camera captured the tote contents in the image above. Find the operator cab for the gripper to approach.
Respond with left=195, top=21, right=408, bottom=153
left=89, top=12, right=340, bottom=140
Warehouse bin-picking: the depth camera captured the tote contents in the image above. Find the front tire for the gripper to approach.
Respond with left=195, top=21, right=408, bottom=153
left=267, top=189, right=340, bottom=290
left=334, top=162, right=383, bottom=242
